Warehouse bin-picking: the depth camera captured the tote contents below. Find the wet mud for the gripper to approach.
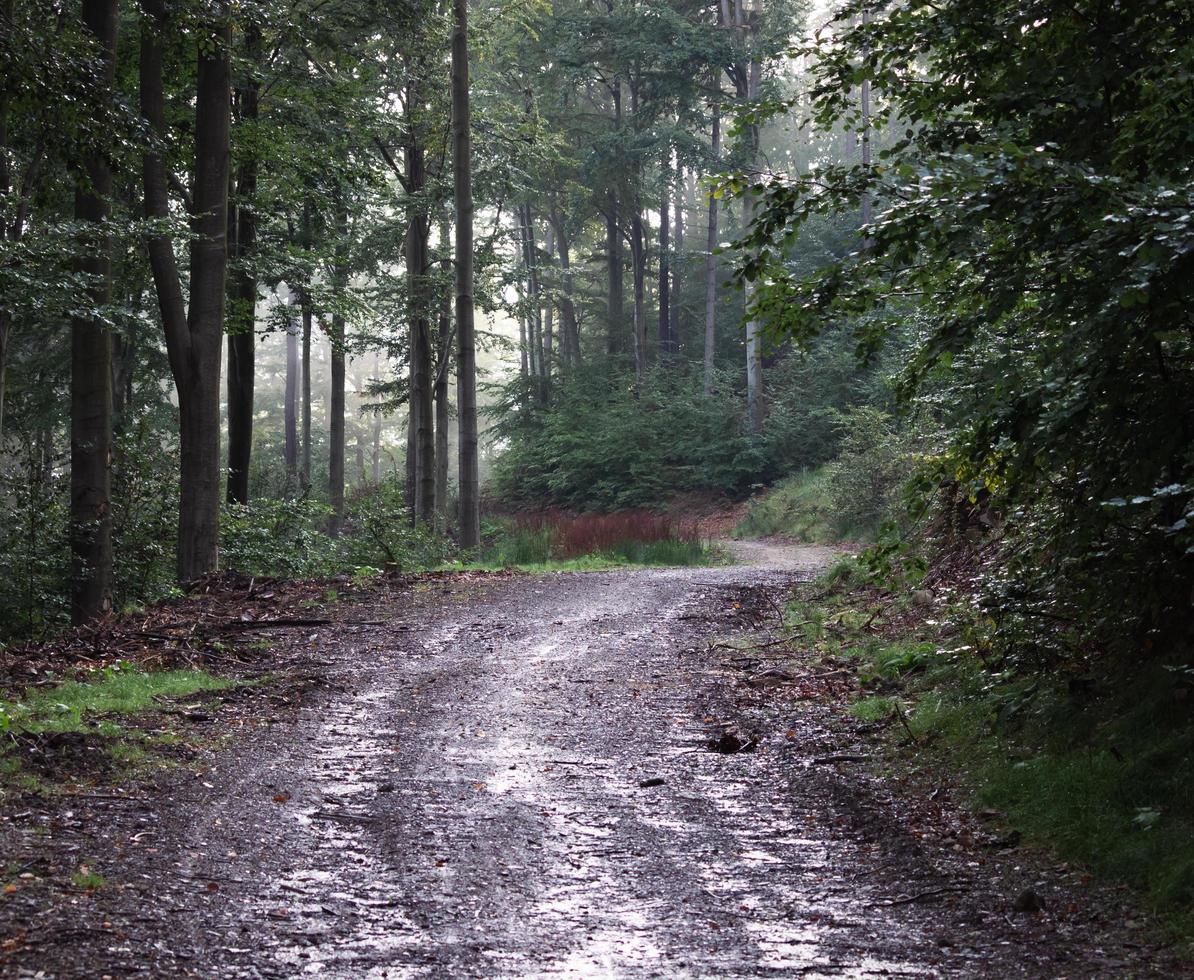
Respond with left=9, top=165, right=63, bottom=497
left=0, top=544, right=1179, bottom=977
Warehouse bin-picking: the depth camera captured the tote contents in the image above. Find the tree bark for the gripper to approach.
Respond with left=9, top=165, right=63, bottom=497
left=141, top=0, right=231, bottom=582
left=328, top=201, right=348, bottom=536
left=70, top=0, right=116, bottom=624
left=703, top=98, right=720, bottom=397
left=605, top=190, right=624, bottom=356
left=225, top=20, right=260, bottom=506
left=284, top=293, right=298, bottom=484
left=406, top=141, right=435, bottom=525
left=549, top=209, right=579, bottom=368
left=630, top=207, right=647, bottom=386
left=435, top=220, right=450, bottom=527
left=743, top=53, right=763, bottom=435
left=453, top=0, right=480, bottom=548
left=658, top=152, right=671, bottom=358
left=671, top=168, right=684, bottom=351
left=300, top=294, right=312, bottom=489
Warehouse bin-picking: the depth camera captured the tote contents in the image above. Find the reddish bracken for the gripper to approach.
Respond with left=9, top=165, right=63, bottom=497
left=509, top=510, right=700, bottom=559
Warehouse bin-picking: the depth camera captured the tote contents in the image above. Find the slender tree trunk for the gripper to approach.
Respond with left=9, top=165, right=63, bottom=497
left=630, top=208, right=647, bottom=385
left=284, top=295, right=298, bottom=484
left=328, top=201, right=347, bottom=536
left=406, top=142, right=435, bottom=525
left=658, top=153, right=671, bottom=358
left=860, top=5, right=873, bottom=244
left=300, top=295, right=312, bottom=489
left=551, top=211, right=579, bottom=368
left=605, top=191, right=624, bottom=356
left=225, top=21, right=260, bottom=506
left=543, top=220, right=554, bottom=377
left=671, top=169, right=684, bottom=351
left=703, top=98, right=720, bottom=397
left=435, top=219, right=450, bottom=526
left=0, top=315, right=8, bottom=447
left=70, top=0, right=116, bottom=623
left=453, top=0, right=479, bottom=549
left=523, top=205, right=545, bottom=398
left=744, top=55, right=764, bottom=435
left=142, top=1, right=231, bottom=582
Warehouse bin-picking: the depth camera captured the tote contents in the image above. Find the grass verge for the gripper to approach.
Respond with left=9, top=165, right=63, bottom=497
left=789, top=567, right=1194, bottom=949
left=0, top=664, right=238, bottom=797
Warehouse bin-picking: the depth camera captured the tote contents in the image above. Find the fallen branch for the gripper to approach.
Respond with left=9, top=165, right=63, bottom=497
left=869, top=885, right=965, bottom=907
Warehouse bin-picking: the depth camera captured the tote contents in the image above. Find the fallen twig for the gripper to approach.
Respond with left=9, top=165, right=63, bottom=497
left=869, top=885, right=965, bottom=907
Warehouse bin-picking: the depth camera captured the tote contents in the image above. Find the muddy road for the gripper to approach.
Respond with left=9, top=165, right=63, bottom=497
left=3, top=545, right=1172, bottom=977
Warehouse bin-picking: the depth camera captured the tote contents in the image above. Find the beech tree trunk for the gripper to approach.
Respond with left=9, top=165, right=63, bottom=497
left=435, top=220, right=450, bottom=527
left=630, top=207, right=647, bottom=386
left=743, top=55, right=763, bottom=435
left=225, top=21, right=260, bottom=506
left=70, top=0, right=116, bottom=624
left=328, top=201, right=348, bottom=536
left=453, top=0, right=480, bottom=549
left=141, top=0, right=231, bottom=582
left=284, top=294, right=298, bottom=484
left=605, top=190, right=624, bottom=356
left=671, top=169, right=684, bottom=351
left=549, top=209, right=579, bottom=368
left=300, top=295, right=312, bottom=489
left=658, top=155, right=671, bottom=358
left=703, top=98, right=720, bottom=397
left=406, top=140, right=435, bottom=525
left=451, top=0, right=479, bottom=546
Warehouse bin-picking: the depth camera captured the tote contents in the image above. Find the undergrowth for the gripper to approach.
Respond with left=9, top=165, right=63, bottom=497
left=789, top=567, right=1194, bottom=948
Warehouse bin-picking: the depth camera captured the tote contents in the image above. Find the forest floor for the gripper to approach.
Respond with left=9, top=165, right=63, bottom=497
left=0, top=541, right=1184, bottom=977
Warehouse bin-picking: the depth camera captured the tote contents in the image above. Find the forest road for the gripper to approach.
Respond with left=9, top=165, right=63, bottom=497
left=12, top=543, right=1168, bottom=978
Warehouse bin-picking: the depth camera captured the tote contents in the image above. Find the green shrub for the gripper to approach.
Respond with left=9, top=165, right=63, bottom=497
left=220, top=496, right=337, bottom=578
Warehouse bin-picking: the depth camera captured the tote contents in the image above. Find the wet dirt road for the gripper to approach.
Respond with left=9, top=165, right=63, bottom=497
left=6, top=545, right=1170, bottom=977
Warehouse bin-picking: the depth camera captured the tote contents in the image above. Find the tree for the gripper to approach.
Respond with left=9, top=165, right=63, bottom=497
left=69, top=0, right=117, bottom=623
left=140, top=0, right=231, bottom=582
left=453, top=0, right=479, bottom=548
left=742, top=0, right=1194, bottom=662
left=225, top=18, right=262, bottom=506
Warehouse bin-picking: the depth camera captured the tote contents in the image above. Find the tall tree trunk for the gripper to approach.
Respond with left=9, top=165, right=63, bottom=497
left=703, top=98, right=720, bottom=397
left=743, top=55, right=764, bottom=435
left=70, top=0, right=116, bottom=624
left=671, top=169, right=684, bottom=352
left=328, top=201, right=347, bottom=536
left=0, top=315, right=8, bottom=447
left=550, top=210, right=579, bottom=368
left=407, top=142, right=435, bottom=525
left=523, top=205, right=545, bottom=398
left=284, top=294, right=298, bottom=484
left=860, top=5, right=873, bottom=244
left=435, top=219, right=450, bottom=526
left=630, top=207, right=647, bottom=386
left=300, top=295, right=312, bottom=489
left=542, top=220, right=554, bottom=377
left=658, top=152, right=671, bottom=358
left=453, top=0, right=480, bottom=548
left=225, top=21, right=260, bottom=506
left=605, top=191, right=624, bottom=356
left=141, top=0, right=231, bottom=582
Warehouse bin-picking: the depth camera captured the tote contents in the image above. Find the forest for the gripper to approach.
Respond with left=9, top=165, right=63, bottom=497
left=1, top=0, right=1192, bottom=974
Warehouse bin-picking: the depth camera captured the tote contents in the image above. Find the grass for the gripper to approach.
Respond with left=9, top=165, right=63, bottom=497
left=0, top=665, right=238, bottom=796
left=0, top=665, right=234, bottom=737
left=734, top=468, right=837, bottom=543
left=477, top=511, right=709, bottom=569
left=789, top=569, right=1194, bottom=947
